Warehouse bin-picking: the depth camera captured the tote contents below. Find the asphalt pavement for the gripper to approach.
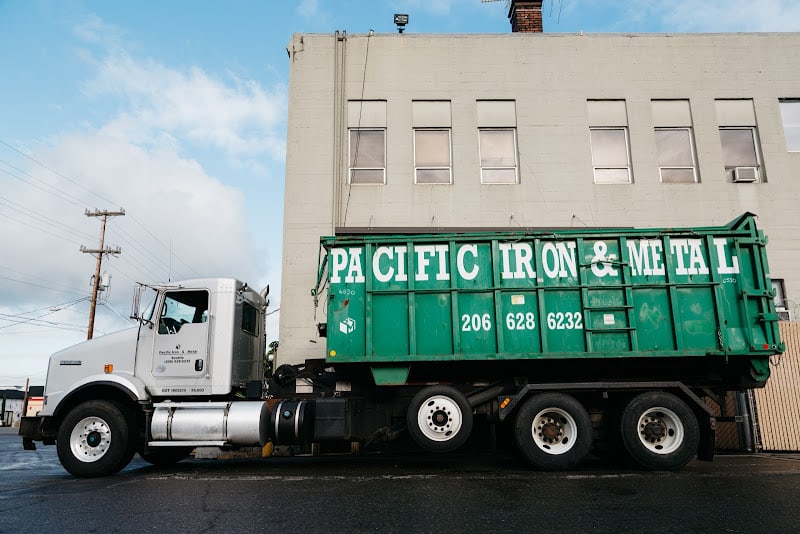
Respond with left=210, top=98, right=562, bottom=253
left=2, top=426, right=800, bottom=533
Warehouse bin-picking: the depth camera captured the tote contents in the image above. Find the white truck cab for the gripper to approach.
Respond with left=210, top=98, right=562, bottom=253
left=21, top=278, right=270, bottom=477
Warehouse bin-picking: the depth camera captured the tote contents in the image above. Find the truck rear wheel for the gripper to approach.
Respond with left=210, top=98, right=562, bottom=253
left=513, top=393, right=592, bottom=470
left=56, top=400, right=136, bottom=478
left=407, top=385, right=473, bottom=453
left=619, top=392, right=699, bottom=471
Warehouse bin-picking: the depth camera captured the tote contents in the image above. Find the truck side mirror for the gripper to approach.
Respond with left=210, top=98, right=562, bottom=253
left=130, top=284, right=143, bottom=320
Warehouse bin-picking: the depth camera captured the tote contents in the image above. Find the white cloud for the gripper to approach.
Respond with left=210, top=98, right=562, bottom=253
left=83, top=54, right=287, bottom=161
left=71, top=13, right=128, bottom=49
left=1, top=15, right=287, bottom=383
left=1, top=131, right=268, bottom=382
left=298, top=0, right=320, bottom=19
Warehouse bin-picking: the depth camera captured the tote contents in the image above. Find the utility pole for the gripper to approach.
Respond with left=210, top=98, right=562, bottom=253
left=81, top=208, right=125, bottom=339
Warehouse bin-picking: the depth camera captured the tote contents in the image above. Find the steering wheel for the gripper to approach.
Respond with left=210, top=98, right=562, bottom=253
left=160, top=317, right=182, bottom=334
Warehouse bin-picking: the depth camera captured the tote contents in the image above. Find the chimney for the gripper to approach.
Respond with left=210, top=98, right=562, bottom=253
left=508, top=0, right=543, bottom=33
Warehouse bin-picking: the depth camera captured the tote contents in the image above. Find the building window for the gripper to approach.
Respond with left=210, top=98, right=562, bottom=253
left=588, top=100, right=631, bottom=184
left=779, top=99, right=800, bottom=152
left=414, top=128, right=452, bottom=184
left=655, top=128, right=698, bottom=183
left=652, top=100, right=698, bottom=183
left=773, top=279, right=789, bottom=320
left=349, top=128, right=386, bottom=184
left=719, top=127, right=762, bottom=183
left=715, top=99, right=763, bottom=183
left=589, top=128, right=631, bottom=184
left=477, top=100, right=518, bottom=184
left=479, top=129, right=518, bottom=184
left=412, top=101, right=452, bottom=185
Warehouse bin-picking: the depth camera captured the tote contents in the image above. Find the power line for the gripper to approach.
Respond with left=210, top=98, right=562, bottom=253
left=111, top=226, right=181, bottom=280
left=0, top=140, right=117, bottom=207
left=127, top=213, right=202, bottom=279
left=0, top=196, right=97, bottom=241
left=0, top=209, right=84, bottom=247
left=0, top=161, right=87, bottom=208
left=1, top=139, right=199, bottom=281
left=0, top=296, right=88, bottom=317
left=0, top=273, right=86, bottom=297
left=0, top=298, right=89, bottom=332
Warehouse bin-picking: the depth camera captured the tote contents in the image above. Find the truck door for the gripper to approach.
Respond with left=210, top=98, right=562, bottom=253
left=152, top=289, right=211, bottom=378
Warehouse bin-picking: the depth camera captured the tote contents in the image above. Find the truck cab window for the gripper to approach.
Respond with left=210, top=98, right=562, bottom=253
left=158, top=290, right=209, bottom=335
left=241, top=301, right=259, bottom=336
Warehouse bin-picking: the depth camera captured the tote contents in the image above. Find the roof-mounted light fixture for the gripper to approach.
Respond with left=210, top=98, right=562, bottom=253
left=394, top=13, right=409, bottom=33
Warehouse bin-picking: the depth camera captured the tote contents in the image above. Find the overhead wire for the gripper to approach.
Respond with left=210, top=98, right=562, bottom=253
left=0, top=139, right=200, bottom=283
left=0, top=196, right=96, bottom=242
left=342, top=30, right=372, bottom=227
left=0, top=160, right=88, bottom=208
left=0, top=263, right=86, bottom=295
left=0, top=140, right=117, bottom=207
left=0, top=273, right=86, bottom=297
left=0, top=297, right=89, bottom=332
left=126, top=213, right=202, bottom=279
left=0, top=210, right=83, bottom=247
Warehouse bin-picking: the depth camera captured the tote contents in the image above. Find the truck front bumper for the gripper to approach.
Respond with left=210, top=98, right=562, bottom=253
left=19, top=416, right=55, bottom=450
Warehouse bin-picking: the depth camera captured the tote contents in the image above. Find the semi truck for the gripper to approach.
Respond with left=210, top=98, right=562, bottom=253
left=20, top=213, right=783, bottom=477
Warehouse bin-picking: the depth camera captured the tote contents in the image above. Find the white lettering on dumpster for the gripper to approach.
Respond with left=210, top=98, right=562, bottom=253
left=415, top=244, right=449, bottom=281
left=627, top=240, right=666, bottom=276
left=499, top=243, right=536, bottom=280
left=542, top=242, right=577, bottom=279
left=457, top=244, right=479, bottom=281
left=331, top=248, right=366, bottom=283
left=713, top=238, right=740, bottom=274
left=670, top=239, right=709, bottom=275
left=330, top=236, right=740, bottom=285
left=373, top=246, right=408, bottom=283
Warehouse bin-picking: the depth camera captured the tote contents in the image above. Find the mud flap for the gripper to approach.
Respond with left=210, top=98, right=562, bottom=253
left=697, top=416, right=716, bottom=461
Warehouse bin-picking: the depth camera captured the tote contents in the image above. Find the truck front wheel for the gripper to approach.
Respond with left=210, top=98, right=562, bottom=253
left=619, top=392, right=699, bottom=471
left=56, top=400, right=136, bottom=478
left=407, top=385, right=473, bottom=453
left=514, top=393, right=592, bottom=470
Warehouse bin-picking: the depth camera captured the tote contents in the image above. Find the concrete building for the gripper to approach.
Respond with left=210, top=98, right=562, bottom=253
left=279, top=1, right=800, bottom=367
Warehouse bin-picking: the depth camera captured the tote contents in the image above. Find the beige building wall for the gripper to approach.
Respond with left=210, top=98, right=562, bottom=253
left=280, top=31, right=800, bottom=367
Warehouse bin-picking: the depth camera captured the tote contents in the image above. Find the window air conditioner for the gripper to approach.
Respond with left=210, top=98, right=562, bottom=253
left=733, top=166, right=758, bottom=183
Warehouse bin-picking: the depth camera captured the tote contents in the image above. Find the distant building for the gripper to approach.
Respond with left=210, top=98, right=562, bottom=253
left=279, top=0, right=800, bottom=367
left=2, top=387, right=44, bottom=427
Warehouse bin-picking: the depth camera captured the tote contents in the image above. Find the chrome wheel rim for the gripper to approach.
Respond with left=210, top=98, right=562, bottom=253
left=417, top=395, right=463, bottom=442
left=531, top=407, right=577, bottom=455
left=69, top=416, right=112, bottom=463
left=636, top=407, right=684, bottom=455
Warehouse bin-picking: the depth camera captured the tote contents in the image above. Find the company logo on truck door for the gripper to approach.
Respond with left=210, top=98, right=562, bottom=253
left=329, top=237, right=740, bottom=284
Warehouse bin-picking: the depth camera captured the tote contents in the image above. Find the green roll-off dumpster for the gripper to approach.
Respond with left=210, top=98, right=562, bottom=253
left=313, top=213, right=783, bottom=469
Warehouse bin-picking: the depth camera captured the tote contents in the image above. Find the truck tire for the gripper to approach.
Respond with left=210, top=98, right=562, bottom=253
left=56, top=400, right=136, bottom=478
left=407, top=385, right=473, bottom=453
left=513, top=393, right=592, bottom=470
left=140, top=447, right=194, bottom=466
left=619, top=392, right=699, bottom=471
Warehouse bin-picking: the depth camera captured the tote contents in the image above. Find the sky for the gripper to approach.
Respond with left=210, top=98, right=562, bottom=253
left=2, top=0, right=799, bottom=388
